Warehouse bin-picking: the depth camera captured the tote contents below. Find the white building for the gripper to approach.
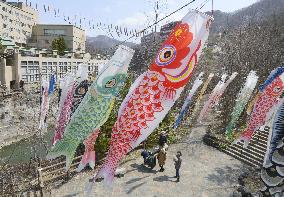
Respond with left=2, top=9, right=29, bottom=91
left=0, top=48, right=107, bottom=89
left=0, top=1, right=38, bottom=46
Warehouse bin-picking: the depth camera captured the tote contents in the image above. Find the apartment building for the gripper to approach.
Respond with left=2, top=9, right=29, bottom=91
left=29, top=24, right=86, bottom=53
left=0, top=1, right=38, bottom=46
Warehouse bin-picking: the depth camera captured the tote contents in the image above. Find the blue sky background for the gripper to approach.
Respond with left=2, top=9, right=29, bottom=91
left=23, top=0, right=258, bottom=42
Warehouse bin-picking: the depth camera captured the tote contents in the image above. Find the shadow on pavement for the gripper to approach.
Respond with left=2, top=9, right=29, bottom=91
left=153, top=175, right=177, bottom=182
left=61, top=192, right=81, bottom=197
left=206, top=165, right=243, bottom=186
left=127, top=182, right=146, bottom=194
left=126, top=175, right=150, bottom=185
left=128, top=163, right=158, bottom=174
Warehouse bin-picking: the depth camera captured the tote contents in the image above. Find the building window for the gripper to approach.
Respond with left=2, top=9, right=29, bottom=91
left=44, top=29, right=65, bottom=36
left=21, top=61, right=27, bottom=65
left=35, top=75, right=40, bottom=81
left=41, top=66, right=47, bottom=73
left=59, top=66, right=63, bottom=73
left=21, top=75, right=27, bottom=82
left=30, top=75, right=34, bottom=82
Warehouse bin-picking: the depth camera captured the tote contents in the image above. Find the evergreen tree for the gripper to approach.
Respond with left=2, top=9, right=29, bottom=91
left=51, top=37, right=67, bottom=56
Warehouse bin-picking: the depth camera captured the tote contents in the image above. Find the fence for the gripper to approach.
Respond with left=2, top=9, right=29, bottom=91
left=0, top=155, right=83, bottom=196
left=36, top=155, right=83, bottom=195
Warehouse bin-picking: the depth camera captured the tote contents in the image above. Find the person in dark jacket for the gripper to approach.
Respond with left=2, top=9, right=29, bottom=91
left=159, top=131, right=167, bottom=147
left=173, top=151, right=182, bottom=182
left=141, top=150, right=149, bottom=164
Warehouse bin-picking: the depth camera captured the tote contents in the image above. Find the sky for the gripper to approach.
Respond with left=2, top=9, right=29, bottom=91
left=23, top=0, right=258, bottom=42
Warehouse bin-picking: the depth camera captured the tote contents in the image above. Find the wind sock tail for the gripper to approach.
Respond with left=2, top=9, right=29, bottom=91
left=233, top=132, right=252, bottom=148
left=46, top=138, right=79, bottom=170
left=77, top=151, right=96, bottom=172
left=95, top=157, right=119, bottom=186
left=173, top=121, right=180, bottom=130
left=225, top=125, right=234, bottom=137
left=51, top=132, right=62, bottom=146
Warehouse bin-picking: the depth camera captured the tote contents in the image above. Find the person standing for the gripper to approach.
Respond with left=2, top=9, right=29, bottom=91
left=174, top=151, right=182, bottom=182
left=157, top=147, right=167, bottom=172
left=141, top=149, right=149, bottom=165
left=159, top=131, right=168, bottom=148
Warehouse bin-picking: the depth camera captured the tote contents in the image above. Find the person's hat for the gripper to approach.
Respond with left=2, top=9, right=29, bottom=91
left=161, top=131, right=166, bottom=134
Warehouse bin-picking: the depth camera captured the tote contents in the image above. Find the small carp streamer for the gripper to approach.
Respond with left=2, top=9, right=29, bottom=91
left=39, top=74, right=56, bottom=129
left=173, top=72, right=204, bottom=129
left=190, top=73, right=214, bottom=120
left=77, top=128, right=100, bottom=172
left=234, top=67, right=284, bottom=147
left=225, top=71, right=259, bottom=136
left=71, top=65, right=90, bottom=115
left=92, top=10, right=213, bottom=186
left=259, top=99, right=284, bottom=196
left=198, top=72, right=238, bottom=122
left=46, top=45, right=135, bottom=169
left=52, top=65, right=89, bottom=146
left=52, top=74, right=75, bottom=146
left=246, top=91, right=261, bottom=116
left=39, top=79, right=49, bottom=129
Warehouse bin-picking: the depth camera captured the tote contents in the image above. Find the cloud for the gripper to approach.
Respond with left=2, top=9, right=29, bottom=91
left=103, top=6, right=112, bottom=14
left=166, top=0, right=177, bottom=5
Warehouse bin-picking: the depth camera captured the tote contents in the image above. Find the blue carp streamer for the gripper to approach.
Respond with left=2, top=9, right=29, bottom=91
left=174, top=72, right=204, bottom=129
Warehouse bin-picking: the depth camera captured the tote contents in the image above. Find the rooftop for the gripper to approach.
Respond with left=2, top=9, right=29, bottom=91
left=0, top=37, right=16, bottom=47
left=35, top=24, right=85, bottom=31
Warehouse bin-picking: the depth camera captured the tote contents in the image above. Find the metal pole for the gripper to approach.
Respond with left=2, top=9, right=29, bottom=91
left=155, top=0, right=159, bottom=32
left=211, top=0, right=214, bottom=16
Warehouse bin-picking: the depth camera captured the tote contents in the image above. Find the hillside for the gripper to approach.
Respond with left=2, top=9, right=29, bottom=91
left=207, top=0, right=284, bottom=33
left=86, top=35, right=137, bottom=56
left=196, top=0, right=284, bottom=153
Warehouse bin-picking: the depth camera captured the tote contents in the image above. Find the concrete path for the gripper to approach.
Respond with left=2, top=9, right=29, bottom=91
left=50, top=122, right=245, bottom=197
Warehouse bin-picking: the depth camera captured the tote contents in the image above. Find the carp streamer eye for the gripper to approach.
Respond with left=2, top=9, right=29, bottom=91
left=105, top=78, right=116, bottom=88
left=273, top=86, right=281, bottom=93
left=155, top=45, right=176, bottom=66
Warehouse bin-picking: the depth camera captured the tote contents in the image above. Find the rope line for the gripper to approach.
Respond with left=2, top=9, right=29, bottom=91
left=120, top=0, right=197, bottom=45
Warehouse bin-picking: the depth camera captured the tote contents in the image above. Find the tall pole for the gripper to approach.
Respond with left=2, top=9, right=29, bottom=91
left=211, top=0, right=214, bottom=16
left=155, top=0, right=159, bottom=32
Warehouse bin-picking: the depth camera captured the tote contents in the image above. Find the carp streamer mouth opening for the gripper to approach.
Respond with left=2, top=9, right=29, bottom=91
left=164, top=59, right=194, bottom=83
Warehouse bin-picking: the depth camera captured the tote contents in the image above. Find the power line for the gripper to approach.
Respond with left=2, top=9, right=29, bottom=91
left=118, top=0, right=198, bottom=46
left=196, top=0, right=210, bottom=10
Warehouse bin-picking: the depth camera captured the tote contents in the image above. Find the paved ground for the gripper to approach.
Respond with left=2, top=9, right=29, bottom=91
left=50, top=122, right=245, bottom=197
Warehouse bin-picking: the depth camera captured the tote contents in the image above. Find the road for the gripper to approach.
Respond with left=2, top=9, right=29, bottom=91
left=50, top=122, right=245, bottom=197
